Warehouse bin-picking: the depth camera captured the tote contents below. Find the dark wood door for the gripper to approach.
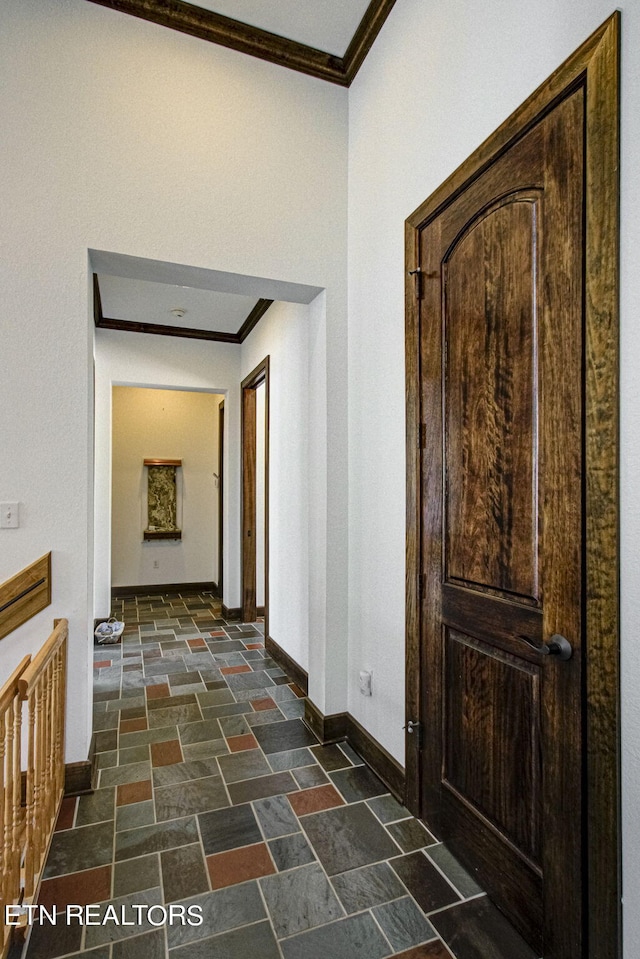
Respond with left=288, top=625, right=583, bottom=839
left=417, top=88, right=584, bottom=955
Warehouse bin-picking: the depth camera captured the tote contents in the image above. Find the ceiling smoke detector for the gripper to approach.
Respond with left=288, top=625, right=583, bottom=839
left=170, top=308, right=187, bottom=318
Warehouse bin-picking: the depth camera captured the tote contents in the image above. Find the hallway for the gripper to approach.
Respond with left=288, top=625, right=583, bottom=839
left=22, top=591, right=537, bottom=959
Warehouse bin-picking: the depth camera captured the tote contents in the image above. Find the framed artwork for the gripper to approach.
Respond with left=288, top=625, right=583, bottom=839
left=143, top=458, right=182, bottom=540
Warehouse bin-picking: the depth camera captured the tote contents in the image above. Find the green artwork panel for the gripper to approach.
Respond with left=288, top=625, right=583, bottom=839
left=147, top=465, right=178, bottom=532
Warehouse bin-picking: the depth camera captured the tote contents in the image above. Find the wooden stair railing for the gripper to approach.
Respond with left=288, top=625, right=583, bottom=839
left=0, top=655, right=30, bottom=959
left=0, top=619, right=67, bottom=958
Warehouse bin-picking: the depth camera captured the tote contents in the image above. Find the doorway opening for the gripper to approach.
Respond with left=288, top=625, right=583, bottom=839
left=110, top=386, right=224, bottom=597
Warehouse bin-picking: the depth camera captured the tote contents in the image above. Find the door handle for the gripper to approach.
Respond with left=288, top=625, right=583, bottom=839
left=517, top=633, right=572, bottom=661
left=403, top=720, right=423, bottom=748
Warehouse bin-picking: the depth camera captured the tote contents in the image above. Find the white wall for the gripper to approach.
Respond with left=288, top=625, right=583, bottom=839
left=240, top=301, right=311, bottom=673
left=0, top=0, right=348, bottom=767
left=238, top=293, right=348, bottom=707
left=346, top=0, right=640, bottom=952
left=111, top=387, right=221, bottom=589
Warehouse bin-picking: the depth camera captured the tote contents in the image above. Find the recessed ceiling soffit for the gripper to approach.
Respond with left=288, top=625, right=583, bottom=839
left=93, top=274, right=274, bottom=344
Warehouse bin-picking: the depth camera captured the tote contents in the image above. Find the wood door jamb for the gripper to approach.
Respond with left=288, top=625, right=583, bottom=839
left=241, top=358, right=270, bottom=631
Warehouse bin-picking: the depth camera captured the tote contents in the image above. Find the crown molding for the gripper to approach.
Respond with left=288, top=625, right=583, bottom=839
left=236, top=298, right=273, bottom=342
left=343, top=0, right=398, bottom=84
left=85, top=0, right=397, bottom=86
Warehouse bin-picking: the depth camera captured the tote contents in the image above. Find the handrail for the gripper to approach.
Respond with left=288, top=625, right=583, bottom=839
left=0, top=656, right=31, bottom=712
left=18, top=618, right=67, bottom=699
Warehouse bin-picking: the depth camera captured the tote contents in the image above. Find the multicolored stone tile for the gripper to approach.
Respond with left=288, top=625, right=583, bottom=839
left=22, top=590, right=538, bottom=959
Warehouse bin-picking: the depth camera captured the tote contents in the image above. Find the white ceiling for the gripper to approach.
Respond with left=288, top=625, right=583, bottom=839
left=98, top=275, right=261, bottom=333
left=194, top=0, right=372, bottom=56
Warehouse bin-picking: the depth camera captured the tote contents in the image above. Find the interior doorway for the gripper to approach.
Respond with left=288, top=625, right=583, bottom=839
left=241, top=357, right=269, bottom=626
left=110, top=386, right=224, bottom=595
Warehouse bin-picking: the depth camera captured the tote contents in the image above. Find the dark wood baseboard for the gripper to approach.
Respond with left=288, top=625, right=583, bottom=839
left=256, top=606, right=265, bottom=618
left=304, top=699, right=405, bottom=803
left=64, top=759, right=95, bottom=796
left=111, top=581, right=218, bottom=598
left=221, top=604, right=241, bottom=621
left=304, top=698, right=348, bottom=743
left=64, top=734, right=97, bottom=796
left=345, top=714, right=405, bottom=801
left=265, top=635, right=308, bottom=695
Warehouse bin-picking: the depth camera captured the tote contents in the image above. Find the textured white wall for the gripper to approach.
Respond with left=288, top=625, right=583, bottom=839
left=0, top=0, right=347, bottom=765
left=240, top=301, right=312, bottom=673
left=111, top=387, right=221, bottom=589
left=346, top=0, right=639, bottom=952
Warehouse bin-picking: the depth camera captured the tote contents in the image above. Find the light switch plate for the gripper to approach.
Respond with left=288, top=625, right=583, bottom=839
left=0, top=502, right=19, bottom=528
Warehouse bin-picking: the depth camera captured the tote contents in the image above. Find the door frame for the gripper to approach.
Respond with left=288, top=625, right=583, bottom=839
left=241, top=357, right=270, bottom=627
left=217, top=400, right=224, bottom=597
left=404, top=13, right=619, bottom=958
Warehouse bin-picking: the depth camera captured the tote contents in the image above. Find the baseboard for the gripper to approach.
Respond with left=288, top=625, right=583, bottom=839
left=221, top=604, right=241, bottom=621
left=265, top=635, right=308, bottom=694
left=63, top=735, right=97, bottom=797
left=64, top=759, right=95, bottom=797
left=304, top=698, right=348, bottom=743
left=111, top=581, right=218, bottom=598
left=345, top=713, right=405, bottom=801
left=257, top=606, right=265, bottom=617
left=304, top=699, right=406, bottom=803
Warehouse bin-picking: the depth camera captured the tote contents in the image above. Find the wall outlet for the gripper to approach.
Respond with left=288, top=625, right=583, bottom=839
left=0, top=502, right=19, bottom=528
left=153, top=560, right=159, bottom=569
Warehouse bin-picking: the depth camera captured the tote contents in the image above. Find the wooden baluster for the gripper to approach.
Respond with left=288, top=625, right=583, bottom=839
left=23, top=691, right=35, bottom=902
left=0, top=658, right=29, bottom=957
left=35, top=680, right=44, bottom=879
left=1, top=709, right=7, bottom=953
left=12, top=699, right=23, bottom=917
left=57, top=642, right=66, bottom=793
left=42, top=664, right=51, bottom=856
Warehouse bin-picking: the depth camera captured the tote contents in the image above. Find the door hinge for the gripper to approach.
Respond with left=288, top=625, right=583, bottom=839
left=408, top=268, right=422, bottom=299
left=418, top=423, right=426, bottom=449
left=417, top=572, right=426, bottom=600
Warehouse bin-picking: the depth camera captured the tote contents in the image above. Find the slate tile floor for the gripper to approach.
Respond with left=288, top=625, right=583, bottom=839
left=22, top=591, right=539, bottom=959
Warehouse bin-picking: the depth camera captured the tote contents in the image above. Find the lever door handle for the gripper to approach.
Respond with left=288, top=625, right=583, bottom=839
left=517, top=633, right=572, bottom=661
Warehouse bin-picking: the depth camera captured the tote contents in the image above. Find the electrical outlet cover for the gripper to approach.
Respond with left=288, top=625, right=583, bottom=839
left=0, top=502, right=19, bottom=528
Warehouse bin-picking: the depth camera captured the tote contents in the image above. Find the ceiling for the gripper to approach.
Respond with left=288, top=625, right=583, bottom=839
left=97, top=275, right=269, bottom=341
left=86, top=0, right=398, bottom=85
left=91, top=251, right=323, bottom=344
